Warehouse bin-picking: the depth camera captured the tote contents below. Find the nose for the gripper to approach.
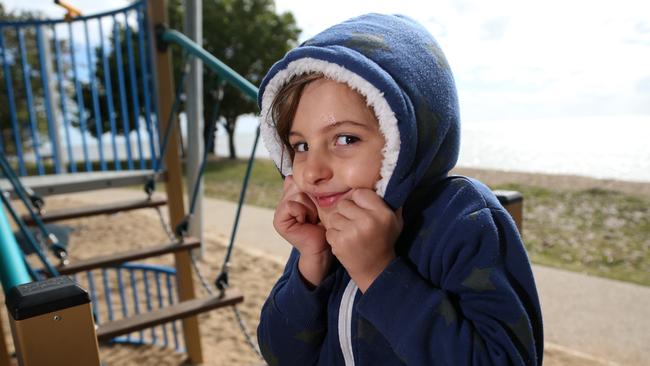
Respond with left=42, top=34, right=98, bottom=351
left=302, top=150, right=332, bottom=187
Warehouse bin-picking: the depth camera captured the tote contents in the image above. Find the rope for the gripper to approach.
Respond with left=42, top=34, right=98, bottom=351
left=217, top=125, right=261, bottom=287
left=0, top=155, right=66, bottom=270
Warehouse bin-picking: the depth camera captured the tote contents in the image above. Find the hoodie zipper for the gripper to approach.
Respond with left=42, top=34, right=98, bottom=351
left=339, top=279, right=358, bottom=366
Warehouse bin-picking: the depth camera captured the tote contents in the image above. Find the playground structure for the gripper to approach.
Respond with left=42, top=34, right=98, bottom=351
left=0, top=0, right=262, bottom=364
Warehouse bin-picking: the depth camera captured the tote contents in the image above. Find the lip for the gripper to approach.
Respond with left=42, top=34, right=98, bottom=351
left=311, top=190, right=351, bottom=208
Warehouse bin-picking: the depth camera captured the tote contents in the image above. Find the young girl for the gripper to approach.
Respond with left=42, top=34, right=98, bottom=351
left=256, top=13, right=543, bottom=365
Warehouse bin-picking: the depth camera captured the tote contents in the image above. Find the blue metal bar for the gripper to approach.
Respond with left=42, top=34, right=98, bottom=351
left=98, top=19, right=120, bottom=170
left=84, top=19, right=106, bottom=171
left=0, top=30, right=27, bottom=175
left=102, top=268, right=114, bottom=321
left=36, top=26, right=62, bottom=174
left=113, top=15, right=134, bottom=170
left=0, top=154, right=67, bottom=265
left=152, top=54, right=190, bottom=175
left=87, top=270, right=101, bottom=324
left=128, top=268, right=144, bottom=342
left=145, top=20, right=161, bottom=171
left=0, top=202, right=32, bottom=294
left=136, top=7, right=155, bottom=169
left=142, top=269, right=155, bottom=343
left=22, top=257, right=39, bottom=281
left=17, top=27, right=44, bottom=175
left=116, top=267, right=130, bottom=342
left=124, top=12, right=144, bottom=169
left=0, top=185, right=59, bottom=277
left=116, top=267, right=128, bottom=317
left=223, top=125, right=261, bottom=271
left=166, top=273, right=180, bottom=350
left=0, top=2, right=143, bottom=28
left=189, top=79, right=223, bottom=216
left=129, top=268, right=140, bottom=315
left=154, top=271, right=168, bottom=346
left=52, top=25, right=75, bottom=172
left=119, top=263, right=176, bottom=274
left=68, top=22, right=92, bottom=172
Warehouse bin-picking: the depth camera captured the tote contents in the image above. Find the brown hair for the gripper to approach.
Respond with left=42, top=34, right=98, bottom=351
left=270, top=72, right=324, bottom=161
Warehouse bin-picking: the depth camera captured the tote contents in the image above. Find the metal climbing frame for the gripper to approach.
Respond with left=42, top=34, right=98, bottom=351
left=0, top=1, right=160, bottom=178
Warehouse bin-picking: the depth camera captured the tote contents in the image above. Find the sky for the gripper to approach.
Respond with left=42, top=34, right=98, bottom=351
left=3, top=0, right=650, bottom=122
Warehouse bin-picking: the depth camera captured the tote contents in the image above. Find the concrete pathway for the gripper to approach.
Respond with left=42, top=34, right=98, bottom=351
left=65, top=189, right=649, bottom=366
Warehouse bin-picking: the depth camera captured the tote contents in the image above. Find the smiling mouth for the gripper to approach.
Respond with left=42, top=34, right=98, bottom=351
left=313, top=190, right=350, bottom=208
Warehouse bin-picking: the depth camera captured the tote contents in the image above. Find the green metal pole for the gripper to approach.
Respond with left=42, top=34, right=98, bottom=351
left=0, top=204, right=32, bottom=295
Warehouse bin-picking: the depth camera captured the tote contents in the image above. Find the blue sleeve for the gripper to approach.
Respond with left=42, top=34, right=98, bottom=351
left=356, top=208, right=543, bottom=365
left=257, top=248, right=337, bottom=365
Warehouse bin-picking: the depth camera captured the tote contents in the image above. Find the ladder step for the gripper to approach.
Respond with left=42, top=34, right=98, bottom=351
left=22, top=197, right=167, bottom=225
left=57, top=238, right=201, bottom=275
left=96, top=288, right=244, bottom=342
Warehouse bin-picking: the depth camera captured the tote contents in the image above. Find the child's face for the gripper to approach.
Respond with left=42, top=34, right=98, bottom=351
left=289, top=78, right=385, bottom=223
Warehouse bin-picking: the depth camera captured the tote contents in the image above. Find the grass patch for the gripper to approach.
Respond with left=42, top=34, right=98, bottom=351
left=493, top=183, right=650, bottom=286
left=169, top=158, right=650, bottom=286
left=202, top=158, right=283, bottom=209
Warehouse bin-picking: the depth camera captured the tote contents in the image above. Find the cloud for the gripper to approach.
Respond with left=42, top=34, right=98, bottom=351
left=481, top=17, right=509, bottom=40
left=637, top=77, right=650, bottom=93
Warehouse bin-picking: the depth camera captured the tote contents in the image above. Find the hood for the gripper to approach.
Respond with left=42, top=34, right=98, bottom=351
left=258, top=13, right=460, bottom=210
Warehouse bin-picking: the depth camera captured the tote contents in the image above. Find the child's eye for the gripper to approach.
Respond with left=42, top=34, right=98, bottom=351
left=292, top=142, right=308, bottom=152
left=335, top=135, right=360, bottom=146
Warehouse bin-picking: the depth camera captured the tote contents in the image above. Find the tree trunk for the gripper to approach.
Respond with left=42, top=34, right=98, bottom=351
left=225, top=116, right=236, bottom=159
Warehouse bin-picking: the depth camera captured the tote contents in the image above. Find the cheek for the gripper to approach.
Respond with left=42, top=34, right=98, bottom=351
left=338, top=152, right=383, bottom=189
left=290, top=162, right=306, bottom=190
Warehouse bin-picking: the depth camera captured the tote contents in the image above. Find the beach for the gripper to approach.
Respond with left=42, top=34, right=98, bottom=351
left=1, top=167, right=648, bottom=365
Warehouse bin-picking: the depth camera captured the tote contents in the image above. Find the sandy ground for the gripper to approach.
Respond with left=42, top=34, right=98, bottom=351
left=4, top=167, right=647, bottom=365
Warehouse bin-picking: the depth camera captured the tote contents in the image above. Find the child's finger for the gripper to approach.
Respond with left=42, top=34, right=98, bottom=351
left=327, top=211, right=351, bottom=230
left=325, top=228, right=342, bottom=250
left=291, top=193, right=319, bottom=223
left=285, top=200, right=309, bottom=223
left=282, top=175, right=296, bottom=194
left=350, top=188, right=386, bottom=211
left=335, top=198, right=365, bottom=220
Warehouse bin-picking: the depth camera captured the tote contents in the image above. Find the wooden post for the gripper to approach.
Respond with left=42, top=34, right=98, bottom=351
left=0, top=310, right=10, bottom=366
left=147, top=1, right=203, bottom=363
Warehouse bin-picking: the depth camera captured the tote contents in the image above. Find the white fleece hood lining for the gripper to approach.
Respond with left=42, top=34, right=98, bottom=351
left=260, top=58, right=400, bottom=197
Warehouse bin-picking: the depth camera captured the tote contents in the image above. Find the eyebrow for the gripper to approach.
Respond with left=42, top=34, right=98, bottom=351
left=289, top=120, right=372, bottom=137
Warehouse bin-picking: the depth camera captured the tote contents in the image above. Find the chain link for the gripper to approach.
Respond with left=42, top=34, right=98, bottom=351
left=154, top=206, right=176, bottom=242
left=150, top=150, right=263, bottom=360
left=189, top=252, right=263, bottom=360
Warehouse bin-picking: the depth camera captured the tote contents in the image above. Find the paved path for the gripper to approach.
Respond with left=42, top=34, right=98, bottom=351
left=66, top=189, right=650, bottom=366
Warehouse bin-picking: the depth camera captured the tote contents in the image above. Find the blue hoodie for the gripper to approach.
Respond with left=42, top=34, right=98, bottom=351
left=257, top=13, right=543, bottom=366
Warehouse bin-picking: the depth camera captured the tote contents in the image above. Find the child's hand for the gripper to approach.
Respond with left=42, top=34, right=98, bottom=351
left=274, top=176, right=332, bottom=287
left=325, top=189, right=403, bottom=293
